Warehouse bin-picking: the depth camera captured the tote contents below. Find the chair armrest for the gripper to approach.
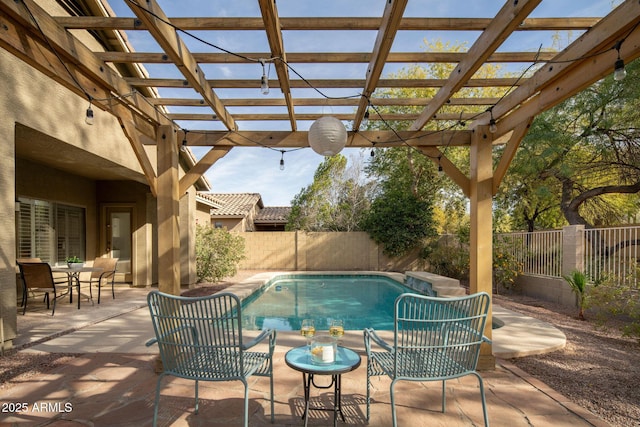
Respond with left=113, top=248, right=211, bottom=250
left=482, top=335, right=492, bottom=344
left=364, top=328, right=394, bottom=353
left=146, top=324, right=198, bottom=347
left=243, top=328, right=276, bottom=351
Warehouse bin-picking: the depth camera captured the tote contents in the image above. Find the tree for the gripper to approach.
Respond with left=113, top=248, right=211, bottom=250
left=497, top=58, right=640, bottom=230
left=287, top=153, right=373, bottom=231
left=361, top=182, right=437, bottom=257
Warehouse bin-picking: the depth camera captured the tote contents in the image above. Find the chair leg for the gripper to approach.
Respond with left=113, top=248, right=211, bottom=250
left=441, top=379, right=446, bottom=413
left=111, top=277, right=115, bottom=299
left=366, top=363, right=372, bottom=421
left=474, top=373, right=490, bottom=426
left=194, top=379, right=199, bottom=414
left=152, top=373, right=166, bottom=427
left=269, top=369, right=275, bottom=422
left=390, top=379, right=399, bottom=427
left=243, top=379, right=249, bottom=427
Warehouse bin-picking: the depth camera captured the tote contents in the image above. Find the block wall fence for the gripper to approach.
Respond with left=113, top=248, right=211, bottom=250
left=238, top=231, right=423, bottom=272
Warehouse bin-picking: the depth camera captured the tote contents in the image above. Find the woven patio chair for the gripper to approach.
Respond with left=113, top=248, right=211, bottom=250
left=78, top=257, right=118, bottom=303
left=364, top=292, right=491, bottom=426
left=17, top=262, right=68, bottom=315
left=146, top=290, right=276, bottom=427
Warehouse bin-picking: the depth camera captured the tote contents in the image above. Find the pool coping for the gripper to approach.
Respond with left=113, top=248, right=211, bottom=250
left=224, top=271, right=566, bottom=359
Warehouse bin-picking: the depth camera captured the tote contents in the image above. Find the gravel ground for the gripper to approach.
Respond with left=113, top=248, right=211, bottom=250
left=493, top=294, right=640, bottom=427
left=1, top=284, right=638, bottom=426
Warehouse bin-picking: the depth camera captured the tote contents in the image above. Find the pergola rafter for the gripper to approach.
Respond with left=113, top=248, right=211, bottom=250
left=2, top=0, right=640, bottom=369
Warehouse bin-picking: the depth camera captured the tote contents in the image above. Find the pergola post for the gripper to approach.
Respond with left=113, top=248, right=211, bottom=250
left=469, top=125, right=496, bottom=370
left=157, top=125, right=180, bottom=295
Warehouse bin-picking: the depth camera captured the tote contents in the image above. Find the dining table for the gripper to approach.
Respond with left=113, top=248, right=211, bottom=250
left=50, top=265, right=103, bottom=309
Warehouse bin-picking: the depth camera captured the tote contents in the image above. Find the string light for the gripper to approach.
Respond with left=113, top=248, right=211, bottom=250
left=85, top=97, right=94, bottom=125
left=181, top=129, right=188, bottom=152
left=488, top=108, right=497, bottom=133
left=370, top=142, right=375, bottom=157
left=260, top=59, right=270, bottom=95
left=362, top=107, right=370, bottom=129
left=438, top=156, right=443, bottom=175
left=279, top=150, right=285, bottom=170
left=613, top=40, right=626, bottom=81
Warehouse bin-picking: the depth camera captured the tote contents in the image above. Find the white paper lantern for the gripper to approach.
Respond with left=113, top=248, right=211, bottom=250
left=308, top=116, right=348, bottom=156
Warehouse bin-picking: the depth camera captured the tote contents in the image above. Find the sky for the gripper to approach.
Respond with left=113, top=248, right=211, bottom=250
left=107, top=0, right=620, bottom=206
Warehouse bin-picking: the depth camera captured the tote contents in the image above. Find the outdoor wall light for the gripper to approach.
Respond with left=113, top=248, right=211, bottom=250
left=308, top=116, right=348, bottom=156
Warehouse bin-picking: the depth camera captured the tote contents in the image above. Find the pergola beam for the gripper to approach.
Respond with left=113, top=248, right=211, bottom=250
left=353, top=0, right=408, bottom=132
left=185, top=130, right=471, bottom=148
left=126, top=0, right=237, bottom=131
left=259, top=0, right=296, bottom=130
left=473, top=0, right=640, bottom=133
left=54, top=16, right=600, bottom=32
left=410, top=0, right=542, bottom=131
left=96, top=51, right=558, bottom=65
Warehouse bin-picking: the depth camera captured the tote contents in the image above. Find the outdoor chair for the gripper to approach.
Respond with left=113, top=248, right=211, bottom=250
left=78, top=257, right=118, bottom=303
left=364, top=292, right=491, bottom=427
left=146, top=290, right=276, bottom=427
left=17, top=262, right=68, bottom=315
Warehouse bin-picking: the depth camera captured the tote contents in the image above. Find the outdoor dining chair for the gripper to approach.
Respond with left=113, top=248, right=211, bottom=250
left=17, top=262, right=68, bottom=315
left=146, top=290, right=276, bottom=427
left=78, top=257, right=118, bottom=303
left=364, top=292, right=491, bottom=427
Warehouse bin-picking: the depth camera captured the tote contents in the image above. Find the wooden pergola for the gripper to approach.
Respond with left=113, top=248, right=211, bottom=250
left=2, top=0, right=640, bottom=367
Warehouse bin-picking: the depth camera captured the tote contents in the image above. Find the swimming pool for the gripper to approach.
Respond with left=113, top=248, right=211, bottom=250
left=240, top=274, right=414, bottom=331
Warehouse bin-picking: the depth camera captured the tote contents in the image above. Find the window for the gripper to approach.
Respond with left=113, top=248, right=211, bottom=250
left=16, top=198, right=85, bottom=264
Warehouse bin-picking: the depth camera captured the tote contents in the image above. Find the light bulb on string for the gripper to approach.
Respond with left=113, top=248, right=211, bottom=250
left=488, top=108, right=497, bottom=133
left=180, top=129, right=188, bottom=152
left=260, top=59, right=270, bottom=95
left=279, top=151, right=285, bottom=171
left=85, top=98, right=94, bottom=125
left=362, top=108, right=370, bottom=129
left=438, top=157, right=444, bottom=176
left=613, top=41, right=626, bottom=81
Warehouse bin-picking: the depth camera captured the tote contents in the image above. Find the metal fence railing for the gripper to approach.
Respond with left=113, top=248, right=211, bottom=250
left=584, top=226, right=640, bottom=288
left=496, top=225, right=639, bottom=289
left=495, top=230, right=563, bottom=278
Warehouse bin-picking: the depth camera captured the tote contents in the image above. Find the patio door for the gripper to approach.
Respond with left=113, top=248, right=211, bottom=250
left=103, top=206, right=133, bottom=283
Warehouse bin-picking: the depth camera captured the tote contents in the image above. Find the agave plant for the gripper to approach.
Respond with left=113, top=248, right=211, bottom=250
left=563, top=270, right=589, bottom=320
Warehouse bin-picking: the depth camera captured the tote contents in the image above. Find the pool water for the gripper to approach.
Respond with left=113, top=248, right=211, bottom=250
left=241, top=274, right=413, bottom=331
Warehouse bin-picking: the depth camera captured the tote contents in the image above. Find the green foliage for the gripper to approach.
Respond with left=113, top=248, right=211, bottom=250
left=586, top=269, right=640, bottom=339
left=492, top=242, right=523, bottom=293
left=287, top=154, right=372, bottom=232
left=195, top=225, right=245, bottom=283
left=66, top=256, right=82, bottom=263
left=496, top=58, right=640, bottom=230
left=361, top=187, right=437, bottom=257
left=562, top=270, right=589, bottom=320
left=421, top=233, right=470, bottom=282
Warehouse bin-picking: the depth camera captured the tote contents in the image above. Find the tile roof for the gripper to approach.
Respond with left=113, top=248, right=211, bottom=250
left=255, top=206, right=291, bottom=224
left=201, top=193, right=263, bottom=217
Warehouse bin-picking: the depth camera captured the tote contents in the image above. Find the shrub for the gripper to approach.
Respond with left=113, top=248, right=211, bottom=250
left=195, top=225, right=245, bottom=283
left=562, top=270, right=589, bottom=320
left=586, top=270, right=640, bottom=339
left=492, top=242, right=523, bottom=294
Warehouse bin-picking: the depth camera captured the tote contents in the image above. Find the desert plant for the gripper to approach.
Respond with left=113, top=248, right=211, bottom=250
left=195, top=225, right=245, bottom=283
left=563, top=270, right=589, bottom=320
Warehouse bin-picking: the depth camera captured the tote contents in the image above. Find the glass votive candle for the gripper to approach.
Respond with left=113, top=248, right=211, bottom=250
left=310, top=334, right=337, bottom=365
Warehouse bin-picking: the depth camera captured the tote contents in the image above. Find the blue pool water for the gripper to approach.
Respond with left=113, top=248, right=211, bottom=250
left=241, top=274, right=414, bottom=331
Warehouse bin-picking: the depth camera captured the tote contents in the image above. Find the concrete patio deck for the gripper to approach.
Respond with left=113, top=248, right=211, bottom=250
left=1, top=280, right=608, bottom=426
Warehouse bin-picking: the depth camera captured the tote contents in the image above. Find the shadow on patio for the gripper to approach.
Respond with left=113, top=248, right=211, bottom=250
left=1, top=283, right=609, bottom=426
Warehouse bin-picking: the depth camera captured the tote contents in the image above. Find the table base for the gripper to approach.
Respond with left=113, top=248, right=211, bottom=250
left=301, top=372, right=345, bottom=427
